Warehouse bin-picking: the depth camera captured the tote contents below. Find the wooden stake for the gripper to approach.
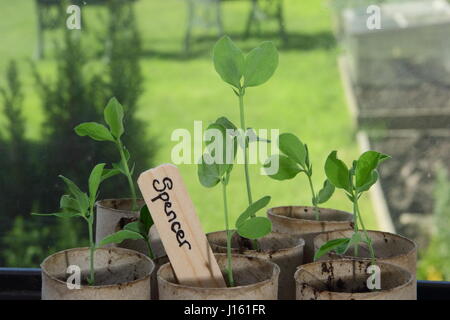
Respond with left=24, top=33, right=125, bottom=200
left=137, top=164, right=226, bottom=288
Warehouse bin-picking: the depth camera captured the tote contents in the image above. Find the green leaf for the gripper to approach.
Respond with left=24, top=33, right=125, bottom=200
left=74, top=122, right=114, bottom=142
left=357, top=170, right=379, bottom=193
left=31, top=212, right=81, bottom=218
left=198, top=154, right=222, bottom=188
left=314, top=238, right=350, bottom=261
left=236, top=217, right=272, bottom=240
left=104, top=97, right=124, bottom=139
left=243, top=41, right=278, bottom=87
left=58, top=175, right=89, bottom=213
left=98, top=230, right=144, bottom=247
left=101, top=168, right=121, bottom=182
left=124, top=221, right=146, bottom=235
left=215, top=116, right=237, bottom=131
left=236, top=196, right=271, bottom=228
left=264, top=154, right=301, bottom=180
left=316, top=179, right=335, bottom=204
left=213, top=36, right=244, bottom=88
left=324, top=151, right=350, bottom=191
left=355, top=151, right=390, bottom=188
left=345, top=232, right=362, bottom=253
left=60, top=195, right=79, bottom=212
left=139, top=204, right=154, bottom=234
left=278, top=133, right=306, bottom=166
left=88, top=163, right=105, bottom=206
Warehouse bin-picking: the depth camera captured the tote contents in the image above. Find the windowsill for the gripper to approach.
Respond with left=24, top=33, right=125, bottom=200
left=0, top=268, right=449, bottom=300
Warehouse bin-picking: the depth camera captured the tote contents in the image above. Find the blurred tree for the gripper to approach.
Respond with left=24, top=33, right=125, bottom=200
left=0, top=61, right=35, bottom=244
left=1, top=2, right=156, bottom=266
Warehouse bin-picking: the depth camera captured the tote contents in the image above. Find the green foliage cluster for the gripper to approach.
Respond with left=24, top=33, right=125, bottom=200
left=264, top=133, right=335, bottom=219
left=197, top=36, right=279, bottom=286
left=314, top=150, right=390, bottom=263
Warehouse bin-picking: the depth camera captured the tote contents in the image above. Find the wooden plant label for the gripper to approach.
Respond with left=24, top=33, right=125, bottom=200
left=137, top=164, right=226, bottom=288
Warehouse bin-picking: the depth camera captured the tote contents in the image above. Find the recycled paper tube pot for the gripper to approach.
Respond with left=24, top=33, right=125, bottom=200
left=41, top=247, right=154, bottom=300
left=206, top=231, right=304, bottom=300
left=267, top=206, right=353, bottom=263
left=157, top=254, right=280, bottom=300
left=295, top=259, right=416, bottom=300
left=95, top=199, right=166, bottom=258
left=313, top=230, right=417, bottom=281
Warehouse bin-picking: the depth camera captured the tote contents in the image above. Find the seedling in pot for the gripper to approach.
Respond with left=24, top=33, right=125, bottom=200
left=263, top=133, right=335, bottom=220
left=32, top=163, right=117, bottom=285
left=212, top=35, right=278, bottom=227
left=74, top=97, right=139, bottom=211
left=98, top=204, right=155, bottom=259
left=314, top=150, right=391, bottom=265
left=198, top=118, right=272, bottom=287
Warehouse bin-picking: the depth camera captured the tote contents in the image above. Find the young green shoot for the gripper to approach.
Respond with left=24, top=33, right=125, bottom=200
left=98, top=205, right=155, bottom=259
left=314, top=150, right=391, bottom=265
left=212, top=36, right=278, bottom=211
left=74, top=97, right=138, bottom=211
left=264, top=133, right=335, bottom=220
left=198, top=117, right=272, bottom=287
left=32, top=163, right=118, bottom=285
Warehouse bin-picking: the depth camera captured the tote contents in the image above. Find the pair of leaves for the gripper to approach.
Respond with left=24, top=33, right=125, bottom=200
left=355, top=151, right=390, bottom=192
left=263, top=133, right=306, bottom=180
left=213, top=36, right=279, bottom=89
left=325, top=150, right=390, bottom=194
left=198, top=117, right=238, bottom=188
left=74, top=97, right=124, bottom=142
left=264, top=133, right=335, bottom=205
left=98, top=205, right=154, bottom=247
left=235, top=196, right=272, bottom=240
left=313, top=233, right=363, bottom=261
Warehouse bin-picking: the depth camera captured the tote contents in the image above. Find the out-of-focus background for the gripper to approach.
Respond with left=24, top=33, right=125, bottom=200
left=0, top=0, right=448, bottom=281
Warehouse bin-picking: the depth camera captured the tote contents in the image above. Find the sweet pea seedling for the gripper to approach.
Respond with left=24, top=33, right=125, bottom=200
left=264, top=133, right=335, bottom=219
left=32, top=163, right=117, bottom=285
left=198, top=117, right=272, bottom=287
left=74, top=98, right=138, bottom=211
left=314, top=150, right=391, bottom=264
left=212, top=36, right=277, bottom=217
left=98, top=205, right=155, bottom=258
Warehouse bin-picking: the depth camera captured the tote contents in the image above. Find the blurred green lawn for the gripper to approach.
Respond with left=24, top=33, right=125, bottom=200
left=0, top=0, right=378, bottom=232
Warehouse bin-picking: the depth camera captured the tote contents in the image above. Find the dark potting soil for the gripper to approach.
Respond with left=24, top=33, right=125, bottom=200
left=370, top=132, right=450, bottom=246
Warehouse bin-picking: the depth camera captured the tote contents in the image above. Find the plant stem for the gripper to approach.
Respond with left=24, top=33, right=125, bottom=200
left=306, top=172, right=319, bottom=220
left=87, top=213, right=95, bottom=285
left=238, top=91, right=253, bottom=206
left=238, top=90, right=259, bottom=251
left=352, top=198, right=359, bottom=257
left=117, top=139, right=137, bottom=211
left=222, top=181, right=234, bottom=287
left=353, top=196, right=376, bottom=265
